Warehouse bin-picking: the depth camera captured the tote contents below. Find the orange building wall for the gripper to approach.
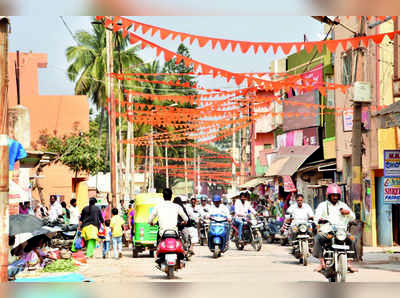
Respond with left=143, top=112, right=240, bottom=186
left=7, top=52, right=89, bottom=204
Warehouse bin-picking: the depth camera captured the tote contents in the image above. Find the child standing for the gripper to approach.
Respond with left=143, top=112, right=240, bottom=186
left=110, top=208, right=125, bottom=259
left=102, top=220, right=111, bottom=259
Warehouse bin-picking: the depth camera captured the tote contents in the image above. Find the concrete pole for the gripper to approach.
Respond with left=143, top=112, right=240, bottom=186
left=0, top=17, right=9, bottom=283
left=150, top=120, right=154, bottom=191
left=394, top=16, right=399, bottom=80
left=184, top=146, right=188, bottom=195
left=197, top=153, right=201, bottom=194
left=165, top=143, right=169, bottom=188
left=106, top=18, right=117, bottom=208
left=351, top=16, right=365, bottom=219
left=193, top=147, right=197, bottom=195
left=232, top=123, right=237, bottom=192
left=126, top=95, right=131, bottom=198
left=117, top=79, right=124, bottom=201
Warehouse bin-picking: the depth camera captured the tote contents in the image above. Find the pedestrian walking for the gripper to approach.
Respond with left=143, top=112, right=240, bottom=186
left=69, top=199, right=80, bottom=225
left=79, top=197, right=104, bottom=258
left=110, top=208, right=125, bottom=259
left=102, top=220, right=111, bottom=259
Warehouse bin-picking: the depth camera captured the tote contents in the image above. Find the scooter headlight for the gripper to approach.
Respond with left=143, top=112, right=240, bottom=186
left=299, top=224, right=307, bottom=233
left=336, top=230, right=347, bottom=241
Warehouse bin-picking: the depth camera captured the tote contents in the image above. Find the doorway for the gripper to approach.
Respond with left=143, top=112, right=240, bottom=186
left=393, top=204, right=400, bottom=245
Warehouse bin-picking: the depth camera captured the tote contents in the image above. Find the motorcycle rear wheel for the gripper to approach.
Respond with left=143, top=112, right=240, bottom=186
left=337, top=254, right=347, bottom=283
left=252, top=231, right=263, bottom=252
left=167, top=266, right=174, bottom=279
left=302, top=241, right=309, bottom=266
left=235, top=240, right=245, bottom=250
left=213, top=247, right=220, bottom=259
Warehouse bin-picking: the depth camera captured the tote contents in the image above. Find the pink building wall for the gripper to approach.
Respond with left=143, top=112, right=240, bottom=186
left=7, top=52, right=89, bottom=204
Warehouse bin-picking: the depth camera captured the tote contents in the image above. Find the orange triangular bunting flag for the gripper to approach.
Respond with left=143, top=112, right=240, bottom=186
left=304, top=42, right=315, bottom=53
left=349, top=37, right=361, bottom=49
left=387, top=32, right=396, bottom=40
left=180, top=33, right=189, bottom=42
left=141, top=24, right=150, bottom=34
left=150, top=27, right=158, bottom=37
left=260, top=43, right=270, bottom=53
left=280, top=43, right=293, bottom=55
left=371, top=33, right=385, bottom=45
left=211, top=39, right=218, bottom=50
left=239, top=42, right=252, bottom=54
left=219, top=39, right=229, bottom=51
left=271, top=44, right=279, bottom=54
left=230, top=41, right=238, bottom=52
left=197, top=37, right=209, bottom=48
left=160, top=30, right=171, bottom=40
left=325, top=40, right=338, bottom=53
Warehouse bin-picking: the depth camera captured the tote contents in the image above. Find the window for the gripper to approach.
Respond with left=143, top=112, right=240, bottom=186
left=342, top=51, right=353, bottom=85
left=326, top=76, right=335, bottom=107
left=264, top=144, right=272, bottom=150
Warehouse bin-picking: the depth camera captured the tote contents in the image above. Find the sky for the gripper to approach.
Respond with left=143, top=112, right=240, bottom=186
left=8, top=16, right=323, bottom=97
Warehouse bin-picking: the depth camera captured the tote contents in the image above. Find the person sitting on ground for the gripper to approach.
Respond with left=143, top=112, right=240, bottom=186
left=110, top=208, right=125, bottom=259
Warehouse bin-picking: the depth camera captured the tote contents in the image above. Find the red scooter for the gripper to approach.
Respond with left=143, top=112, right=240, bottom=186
left=156, top=230, right=186, bottom=279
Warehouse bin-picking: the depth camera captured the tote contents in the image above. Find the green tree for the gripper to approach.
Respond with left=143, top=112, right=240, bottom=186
left=65, top=17, right=143, bottom=144
left=39, top=131, right=104, bottom=191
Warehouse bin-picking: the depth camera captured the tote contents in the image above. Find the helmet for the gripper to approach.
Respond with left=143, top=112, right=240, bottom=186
left=212, top=195, right=221, bottom=202
left=326, top=184, right=342, bottom=197
left=180, top=195, right=188, bottom=203
left=200, top=195, right=207, bottom=201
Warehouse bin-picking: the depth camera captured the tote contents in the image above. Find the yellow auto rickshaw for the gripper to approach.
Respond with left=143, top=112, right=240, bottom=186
left=132, top=193, right=163, bottom=258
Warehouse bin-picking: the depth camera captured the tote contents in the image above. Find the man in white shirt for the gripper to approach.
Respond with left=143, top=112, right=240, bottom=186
left=208, top=195, right=232, bottom=221
left=186, top=197, right=202, bottom=224
left=48, top=195, right=63, bottom=222
left=198, top=196, right=211, bottom=219
left=69, top=199, right=80, bottom=225
left=312, top=184, right=357, bottom=273
left=233, top=191, right=257, bottom=242
left=148, top=188, right=188, bottom=239
left=286, top=194, right=314, bottom=245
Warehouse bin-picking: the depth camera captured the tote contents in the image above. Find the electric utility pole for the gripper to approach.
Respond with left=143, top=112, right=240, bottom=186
left=0, top=17, right=10, bottom=283
left=351, top=16, right=366, bottom=219
left=106, top=17, right=117, bottom=208
left=184, top=146, right=188, bottom=195
left=165, top=143, right=169, bottom=188
left=232, top=123, right=237, bottom=192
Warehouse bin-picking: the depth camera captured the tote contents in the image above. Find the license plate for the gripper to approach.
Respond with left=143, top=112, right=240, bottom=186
left=297, top=235, right=309, bottom=239
left=165, top=254, right=177, bottom=265
left=332, top=244, right=349, bottom=250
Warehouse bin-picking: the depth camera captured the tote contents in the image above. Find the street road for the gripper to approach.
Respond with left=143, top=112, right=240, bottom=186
left=78, top=242, right=400, bottom=283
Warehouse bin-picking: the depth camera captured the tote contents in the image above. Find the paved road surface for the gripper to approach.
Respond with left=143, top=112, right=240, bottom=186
left=78, top=241, right=400, bottom=283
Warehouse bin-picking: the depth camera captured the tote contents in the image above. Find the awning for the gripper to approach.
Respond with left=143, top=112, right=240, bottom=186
left=9, top=179, right=30, bottom=204
left=264, top=146, right=319, bottom=177
left=240, top=177, right=272, bottom=189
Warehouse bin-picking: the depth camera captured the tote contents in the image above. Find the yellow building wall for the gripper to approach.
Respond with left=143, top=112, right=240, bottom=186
left=378, top=128, right=397, bottom=168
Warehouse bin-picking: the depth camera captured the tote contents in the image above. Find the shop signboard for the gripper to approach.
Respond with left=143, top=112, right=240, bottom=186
left=384, top=150, right=400, bottom=177
left=283, top=176, right=296, bottom=192
left=384, top=150, right=400, bottom=203
left=383, top=177, right=400, bottom=204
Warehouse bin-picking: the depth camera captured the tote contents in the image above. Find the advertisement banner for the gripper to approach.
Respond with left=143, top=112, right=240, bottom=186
left=283, top=176, right=296, bottom=192
left=384, top=177, right=400, bottom=203
left=384, top=150, right=400, bottom=177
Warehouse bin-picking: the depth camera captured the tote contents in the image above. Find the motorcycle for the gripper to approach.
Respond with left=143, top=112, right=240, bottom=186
left=290, top=220, right=314, bottom=266
left=199, top=218, right=210, bottom=246
left=155, top=230, right=186, bottom=279
left=319, top=221, right=356, bottom=283
left=179, top=230, right=193, bottom=261
left=261, top=217, right=284, bottom=244
left=43, top=219, right=77, bottom=250
left=232, top=214, right=263, bottom=251
left=208, top=214, right=230, bottom=258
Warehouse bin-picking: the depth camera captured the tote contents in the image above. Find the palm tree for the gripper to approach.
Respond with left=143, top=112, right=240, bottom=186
left=66, top=17, right=143, bottom=143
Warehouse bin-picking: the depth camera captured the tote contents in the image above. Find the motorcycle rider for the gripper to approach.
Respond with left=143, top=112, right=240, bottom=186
left=208, top=195, right=232, bottom=221
left=148, top=188, right=188, bottom=244
left=199, top=196, right=211, bottom=219
left=233, top=191, right=257, bottom=244
left=313, top=183, right=358, bottom=273
left=286, top=194, right=314, bottom=245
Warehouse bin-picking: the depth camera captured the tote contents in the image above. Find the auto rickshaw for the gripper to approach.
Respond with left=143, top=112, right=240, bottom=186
left=132, top=193, right=163, bottom=258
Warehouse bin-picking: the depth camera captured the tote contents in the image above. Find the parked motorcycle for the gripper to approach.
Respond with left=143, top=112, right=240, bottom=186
left=319, top=220, right=356, bottom=283
left=208, top=214, right=230, bottom=258
left=232, top=214, right=263, bottom=251
left=43, top=219, right=77, bottom=250
left=155, top=230, right=186, bottom=279
left=199, top=218, right=209, bottom=246
left=290, top=220, right=313, bottom=266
